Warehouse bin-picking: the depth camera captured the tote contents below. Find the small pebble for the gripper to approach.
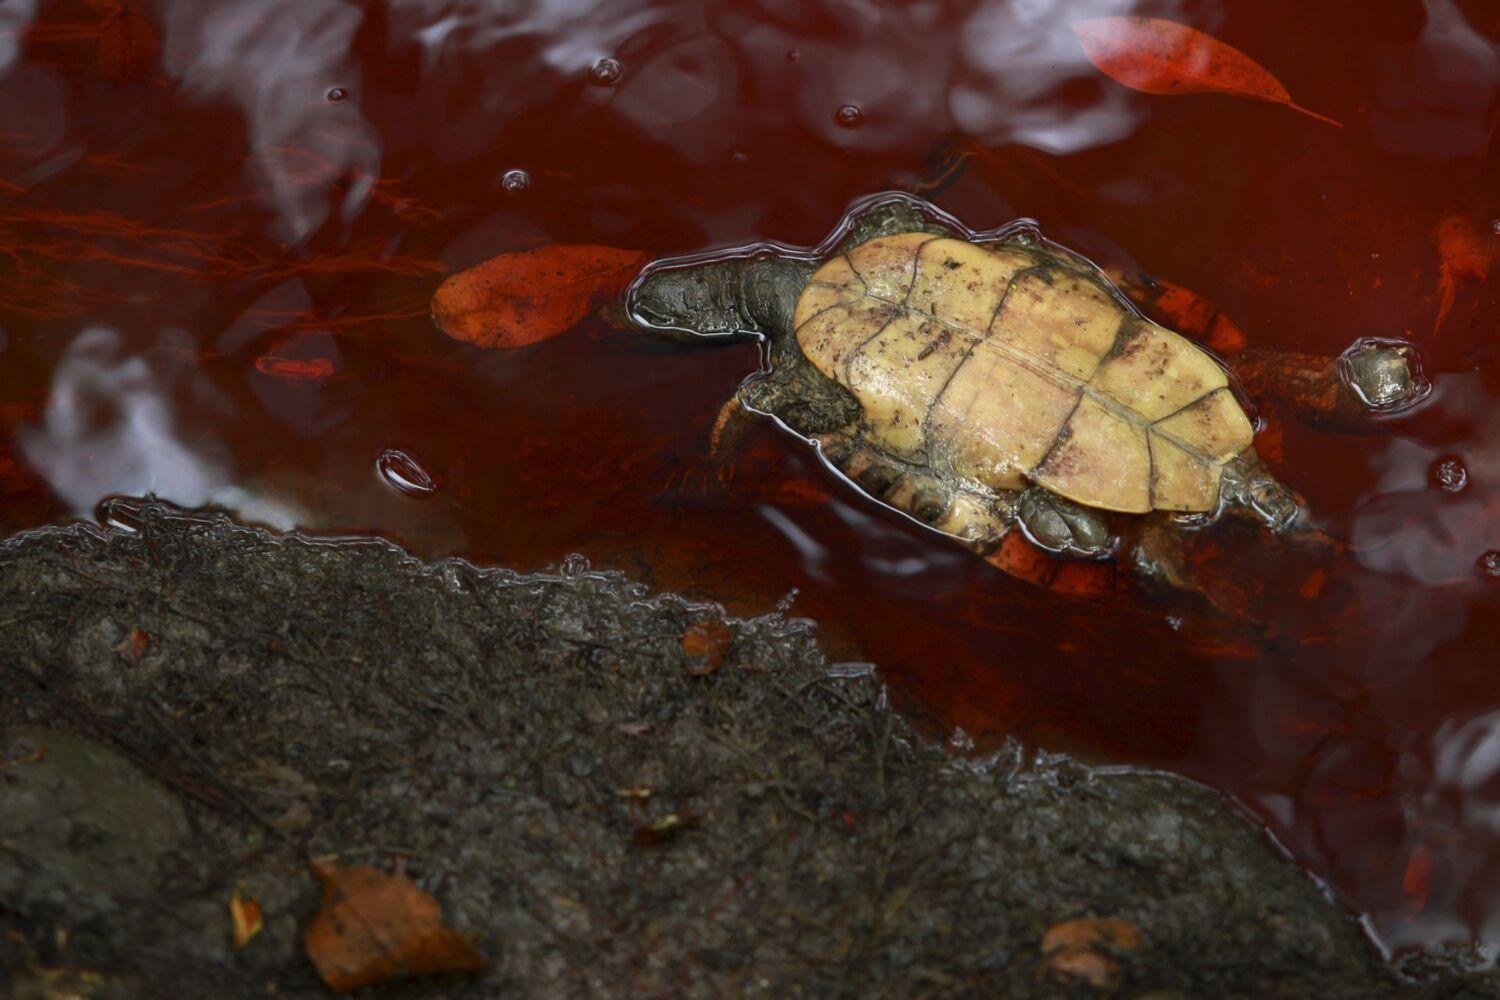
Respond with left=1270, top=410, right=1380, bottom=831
left=588, top=57, right=623, bottom=86
left=1433, top=457, right=1468, bottom=494
left=501, top=168, right=530, bottom=192
left=834, top=103, right=863, bottom=127
left=1479, top=550, right=1500, bottom=579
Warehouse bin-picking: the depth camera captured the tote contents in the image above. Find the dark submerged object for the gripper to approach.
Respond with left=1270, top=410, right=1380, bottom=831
left=627, top=194, right=1422, bottom=605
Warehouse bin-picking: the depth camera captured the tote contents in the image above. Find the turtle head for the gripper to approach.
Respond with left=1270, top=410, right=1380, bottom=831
left=628, top=257, right=812, bottom=342
left=627, top=262, right=752, bottom=340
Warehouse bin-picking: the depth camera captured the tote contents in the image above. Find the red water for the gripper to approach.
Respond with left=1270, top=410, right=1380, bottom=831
left=2, top=0, right=1497, bottom=955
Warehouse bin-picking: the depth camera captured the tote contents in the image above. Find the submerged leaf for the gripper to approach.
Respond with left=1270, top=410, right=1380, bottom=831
left=1072, top=17, right=1340, bottom=127
left=305, top=859, right=485, bottom=992
left=98, top=2, right=160, bottom=85
left=1434, top=213, right=1494, bottom=335
left=432, top=244, right=649, bottom=349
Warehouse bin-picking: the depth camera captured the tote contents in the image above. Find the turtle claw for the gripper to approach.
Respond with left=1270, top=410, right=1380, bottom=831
left=1338, top=338, right=1426, bottom=411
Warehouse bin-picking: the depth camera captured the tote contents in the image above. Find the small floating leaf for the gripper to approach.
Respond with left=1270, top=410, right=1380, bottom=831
left=432, top=244, right=649, bottom=349
left=1434, top=213, right=1493, bottom=335
left=1072, top=17, right=1341, bottom=127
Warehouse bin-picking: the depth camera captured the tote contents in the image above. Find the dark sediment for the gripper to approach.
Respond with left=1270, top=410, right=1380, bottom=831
left=0, top=499, right=1492, bottom=998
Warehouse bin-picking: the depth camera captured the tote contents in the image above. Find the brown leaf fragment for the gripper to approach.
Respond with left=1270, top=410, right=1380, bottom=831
left=431, top=244, right=648, bottom=349
left=113, top=627, right=150, bottom=666
left=681, top=619, right=733, bottom=676
left=304, top=859, right=485, bottom=992
left=230, top=886, right=263, bottom=949
left=634, top=812, right=698, bottom=847
left=1039, top=916, right=1143, bottom=989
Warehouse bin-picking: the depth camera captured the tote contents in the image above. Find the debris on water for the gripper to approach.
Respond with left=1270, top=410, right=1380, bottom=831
left=501, top=169, right=530, bottom=192
left=1432, top=457, right=1469, bottom=494
left=376, top=449, right=438, bottom=498
left=589, top=57, right=623, bottom=86
left=1479, top=551, right=1500, bottom=579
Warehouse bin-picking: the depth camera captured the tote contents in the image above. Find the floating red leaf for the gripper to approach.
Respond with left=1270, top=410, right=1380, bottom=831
left=1072, top=17, right=1340, bottom=127
left=431, top=244, right=649, bottom=349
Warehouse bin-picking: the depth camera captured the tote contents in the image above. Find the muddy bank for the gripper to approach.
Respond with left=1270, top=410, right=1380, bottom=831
left=0, top=499, right=1490, bottom=997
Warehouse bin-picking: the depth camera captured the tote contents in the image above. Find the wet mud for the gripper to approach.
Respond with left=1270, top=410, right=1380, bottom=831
left=1, top=498, right=1494, bottom=997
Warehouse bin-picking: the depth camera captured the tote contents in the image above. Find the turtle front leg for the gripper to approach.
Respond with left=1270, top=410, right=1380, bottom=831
left=1234, top=340, right=1426, bottom=433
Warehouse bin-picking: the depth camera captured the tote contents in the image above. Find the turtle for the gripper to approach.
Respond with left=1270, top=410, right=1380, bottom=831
left=625, top=194, right=1422, bottom=609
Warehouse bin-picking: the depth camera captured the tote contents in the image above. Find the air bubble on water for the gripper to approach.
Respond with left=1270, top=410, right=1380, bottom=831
left=501, top=169, right=530, bottom=193
left=588, top=57, right=623, bottom=86
left=834, top=103, right=863, bottom=127
left=1480, top=550, right=1500, bottom=579
left=1433, top=456, right=1469, bottom=494
left=560, top=552, right=590, bottom=579
left=326, top=87, right=348, bottom=103
left=1166, top=615, right=1184, bottom=632
left=376, top=448, right=437, bottom=498
left=1491, top=219, right=1500, bottom=236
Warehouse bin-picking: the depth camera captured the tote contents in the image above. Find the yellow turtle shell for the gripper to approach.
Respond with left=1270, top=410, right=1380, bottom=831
left=793, top=233, right=1254, bottom=513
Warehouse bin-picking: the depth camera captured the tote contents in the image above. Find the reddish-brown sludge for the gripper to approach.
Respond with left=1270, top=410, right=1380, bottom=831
left=0, top=0, right=1496, bottom=954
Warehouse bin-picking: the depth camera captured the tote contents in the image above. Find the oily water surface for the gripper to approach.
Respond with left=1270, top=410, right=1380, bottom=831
left=1, top=0, right=1498, bottom=957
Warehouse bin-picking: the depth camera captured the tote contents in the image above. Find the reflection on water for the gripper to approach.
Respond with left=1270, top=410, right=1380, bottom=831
left=1, top=0, right=1498, bottom=957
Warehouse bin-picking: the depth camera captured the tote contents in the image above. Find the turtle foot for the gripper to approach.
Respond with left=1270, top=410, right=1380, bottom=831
left=1338, top=338, right=1427, bottom=411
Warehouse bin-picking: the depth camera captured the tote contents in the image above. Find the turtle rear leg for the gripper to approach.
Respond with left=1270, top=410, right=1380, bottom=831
left=815, top=426, right=1009, bottom=551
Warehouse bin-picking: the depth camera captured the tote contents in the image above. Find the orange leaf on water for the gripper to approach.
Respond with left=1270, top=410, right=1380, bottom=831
left=432, top=244, right=649, bottom=349
left=1072, top=17, right=1340, bottom=127
left=304, top=859, right=485, bottom=992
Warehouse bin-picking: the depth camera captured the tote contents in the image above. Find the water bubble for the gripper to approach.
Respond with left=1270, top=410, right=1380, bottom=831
left=501, top=169, right=530, bottom=193
left=834, top=103, right=863, bottom=127
left=376, top=448, right=437, bottom=498
left=588, top=57, right=623, bottom=86
left=1433, top=456, right=1469, bottom=493
left=1480, top=550, right=1500, bottom=579
left=1491, top=219, right=1500, bottom=236
left=326, top=87, right=348, bottom=103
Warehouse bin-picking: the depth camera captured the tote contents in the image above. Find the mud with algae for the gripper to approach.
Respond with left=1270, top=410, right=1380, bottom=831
left=0, top=499, right=1493, bottom=998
